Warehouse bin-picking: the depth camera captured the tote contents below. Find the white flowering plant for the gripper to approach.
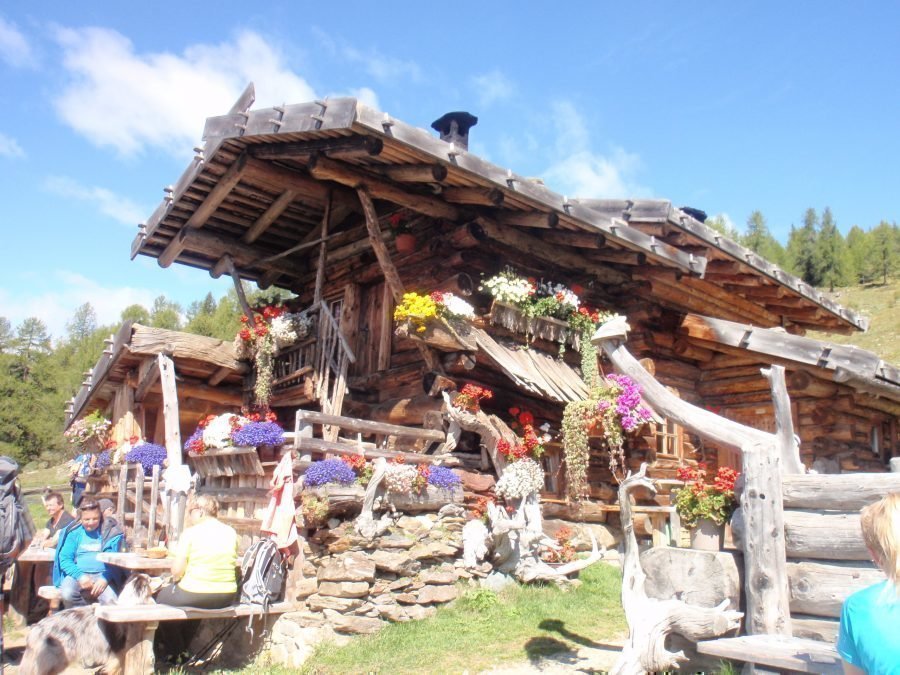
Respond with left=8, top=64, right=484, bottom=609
left=439, top=292, right=476, bottom=320
left=384, top=463, right=418, bottom=493
left=495, top=458, right=545, bottom=500
left=479, top=268, right=536, bottom=304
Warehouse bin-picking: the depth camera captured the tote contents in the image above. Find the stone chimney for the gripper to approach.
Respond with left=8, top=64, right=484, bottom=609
left=431, top=112, right=478, bottom=151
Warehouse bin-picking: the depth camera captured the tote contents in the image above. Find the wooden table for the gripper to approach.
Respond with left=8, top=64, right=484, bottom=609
left=9, top=547, right=55, bottom=625
left=96, top=552, right=173, bottom=573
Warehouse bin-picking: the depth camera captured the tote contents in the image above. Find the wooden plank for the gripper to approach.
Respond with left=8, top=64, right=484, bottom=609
left=157, top=353, right=182, bottom=468
left=696, top=635, right=841, bottom=674
left=293, top=437, right=457, bottom=466
left=134, top=467, right=145, bottom=547
left=95, top=601, right=298, bottom=622
left=134, top=356, right=160, bottom=403
left=791, top=615, right=839, bottom=643
left=783, top=473, right=900, bottom=510
left=147, top=464, right=159, bottom=546
left=294, top=409, right=445, bottom=441
left=117, top=464, right=128, bottom=524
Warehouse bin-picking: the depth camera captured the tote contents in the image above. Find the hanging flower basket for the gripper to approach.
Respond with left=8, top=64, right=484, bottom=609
left=395, top=316, right=477, bottom=352
left=394, top=232, right=418, bottom=254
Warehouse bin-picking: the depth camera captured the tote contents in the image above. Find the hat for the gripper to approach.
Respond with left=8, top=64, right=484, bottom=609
left=98, top=498, right=115, bottom=514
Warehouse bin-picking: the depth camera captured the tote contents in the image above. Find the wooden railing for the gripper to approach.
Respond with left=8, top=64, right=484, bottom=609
left=272, top=302, right=356, bottom=423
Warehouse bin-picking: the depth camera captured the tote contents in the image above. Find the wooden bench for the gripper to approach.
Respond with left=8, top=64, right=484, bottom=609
left=37, top=585, right=61, bottom=615
left=697, top=635, right=841, bottom=674
left=94, top=601, right=299, bottom=675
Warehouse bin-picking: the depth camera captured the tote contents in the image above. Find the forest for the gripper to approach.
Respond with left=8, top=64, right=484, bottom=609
left=1, top=208, right=898, bottom=466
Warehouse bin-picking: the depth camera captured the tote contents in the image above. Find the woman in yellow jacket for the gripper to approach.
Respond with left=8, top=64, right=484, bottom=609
left=157, top=495, right=238, bottom=609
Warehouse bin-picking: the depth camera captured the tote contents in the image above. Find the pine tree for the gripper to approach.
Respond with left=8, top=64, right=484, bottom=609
left=814, top=208, right=849, bottom=291
left=66, top=302, right=98, bottom=343
left=741, top=210, right=788, bottom=267
left=870, top=221, right=899, bottom=284
left=845, top=225, right=873, bottom=284
left=0, top=317, right=12, bottom=353
left=705, top=214, right=740, bottom=240
left=787, top=208, right=819, bottom=284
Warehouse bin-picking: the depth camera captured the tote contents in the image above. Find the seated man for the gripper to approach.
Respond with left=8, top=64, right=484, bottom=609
left=39, top=491, right=75, bottom=548
left=53, top=499, right=125, bottom=608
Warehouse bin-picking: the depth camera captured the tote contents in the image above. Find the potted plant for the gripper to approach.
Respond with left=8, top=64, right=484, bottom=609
left=389, top=211, right=418, bottom=254
left=673, top=463, right=739, bottom=551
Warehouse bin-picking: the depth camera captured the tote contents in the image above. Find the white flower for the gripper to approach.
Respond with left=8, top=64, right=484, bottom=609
left=441, top=293, right=475, bottom=319
left=495, top=458, right=545, bottom=500
left=270, top=315, right=298, bottom=349
left=480, top=273, right=534, bottom=304
left=384, top=464, right=417, bottom=493
left=202, top=413, right=249, bottom=449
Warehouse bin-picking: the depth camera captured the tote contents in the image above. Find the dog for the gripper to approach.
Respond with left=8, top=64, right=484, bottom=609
left=19, top=573, right=160, bottom=675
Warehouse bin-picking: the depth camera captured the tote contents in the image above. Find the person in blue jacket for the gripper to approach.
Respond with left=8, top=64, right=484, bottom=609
left=837, top=492, right=900, bottom=674
left=53, top=498, right=126, bottom=608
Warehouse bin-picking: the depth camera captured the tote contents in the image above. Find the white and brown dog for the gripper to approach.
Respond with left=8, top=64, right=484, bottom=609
left=19, top=573, right=160, bottom=675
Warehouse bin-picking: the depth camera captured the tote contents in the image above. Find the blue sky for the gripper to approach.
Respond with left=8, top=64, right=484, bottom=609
left=2, top=2, right=899, bottom=339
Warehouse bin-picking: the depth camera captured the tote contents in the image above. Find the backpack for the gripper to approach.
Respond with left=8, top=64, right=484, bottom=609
left=239, top=538, right=286, bottom=635
left=0, top=456, right=35, bottom=575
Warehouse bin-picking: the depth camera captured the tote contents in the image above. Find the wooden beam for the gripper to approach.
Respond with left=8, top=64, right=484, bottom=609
left=441, top=186, right=504, bottom=207
left=158, top=353, right=182, bottom=468
left=475, top=217, right=629, bottom=285
left=242, top=188, right=298, bottom=244
left=249, top=135, right=383, bottom=160
left=382, top=164, right=448, bottom=183
left=311, top=155, right=459, bottom=221
left=356, top=187, right=441, bottom=372
left=134, top=357, right=161, bottom=403
left=207, top=366, right=231, bottom=387
left=499, top=211, right=559, bottom=229
left=314, top=190, right=331, bottom=303
left=159, top=151, right=249, bottom=267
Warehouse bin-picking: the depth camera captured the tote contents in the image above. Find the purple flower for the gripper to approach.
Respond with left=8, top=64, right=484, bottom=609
left=125, top=443, right=167, bottom=476
left=95, top=450, right=112, bottom=471
left=231, top=421, right=285, bottom=447
left=304, top=459, right=357, bottom=486
left=183, top=428, right=203, bottom=452
left=427, top=466, right=461, bottom=491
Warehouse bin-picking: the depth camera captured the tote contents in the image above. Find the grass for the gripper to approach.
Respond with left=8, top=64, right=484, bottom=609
left=810, top=278, right=900, bottom=364
left=17, top=463, right=71, bottom=525
left=298, top=562, right=625, bottom=674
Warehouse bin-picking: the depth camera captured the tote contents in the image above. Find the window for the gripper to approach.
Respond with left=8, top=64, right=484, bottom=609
left=540, top=451, right=562, bottom=495
left=655, top=419, right=683, bottom=460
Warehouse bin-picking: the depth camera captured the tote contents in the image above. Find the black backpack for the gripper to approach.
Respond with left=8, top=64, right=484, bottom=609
left=239, top=538, right=286, bottom=635
left=0, top=456, right=35, bottom=574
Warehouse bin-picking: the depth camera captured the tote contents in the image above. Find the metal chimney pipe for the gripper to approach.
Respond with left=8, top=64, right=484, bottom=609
left=431, top=112, right=478, bottom=151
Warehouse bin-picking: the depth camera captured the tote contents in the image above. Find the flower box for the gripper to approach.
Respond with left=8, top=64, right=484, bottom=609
left=395, top=317, right=478, bottom=352
left=488, top=301, right=579, bottom=347
left=378, top=485, right=464, bottom=513
left=187, top=446, right=264, bottom=478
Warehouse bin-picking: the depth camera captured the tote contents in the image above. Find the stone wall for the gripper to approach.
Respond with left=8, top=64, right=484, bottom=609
left=268, top=503, right=483, bottom=668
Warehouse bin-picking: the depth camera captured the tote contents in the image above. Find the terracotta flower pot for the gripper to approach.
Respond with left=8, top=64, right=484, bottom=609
left=395, top=233, right=417, bottom=254
left=689, top=517, right=724, bottom=551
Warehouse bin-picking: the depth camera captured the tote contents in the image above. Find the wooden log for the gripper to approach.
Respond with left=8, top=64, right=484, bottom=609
left=116, top=464, right=128, bottom=524
left=764, top=366, right=805, bottom=475
left=498, top=211, right=559, bottom=229
left=134, top=467, right=145, bottom=546
left=382, top=164, right=448, bottom=183
left=783, top=473, right=900, bottom=510
left=395, top=318, right=478, bottom=352
left=441, top=186, right=504, bottom=206
left=134, top=357, right=160, bottom=404
left=432, top=272, right=476, bottom=297
left=791, top=615, right=839, bottom=643
left=442, top=351, right=477, bottom=372
left=123, top=621, right=158, bottom=674
left=783, top=510, right=868, bottom=560
left=788, top=370, right=839, bottom=398
left=356, top=395, right=445, bottom=426
left=312, top=155, right=459, bottom=220
left=294, top=437, right=456, bottom=465
left=787, top=560, right=885, bottom=618
left=696, top=635, right=841, bottom=675
left=672, top=339, right=717, bottom=362
left=158, top=354, right=182, bottom=469
left=379, top=486, right=464, bottom=512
